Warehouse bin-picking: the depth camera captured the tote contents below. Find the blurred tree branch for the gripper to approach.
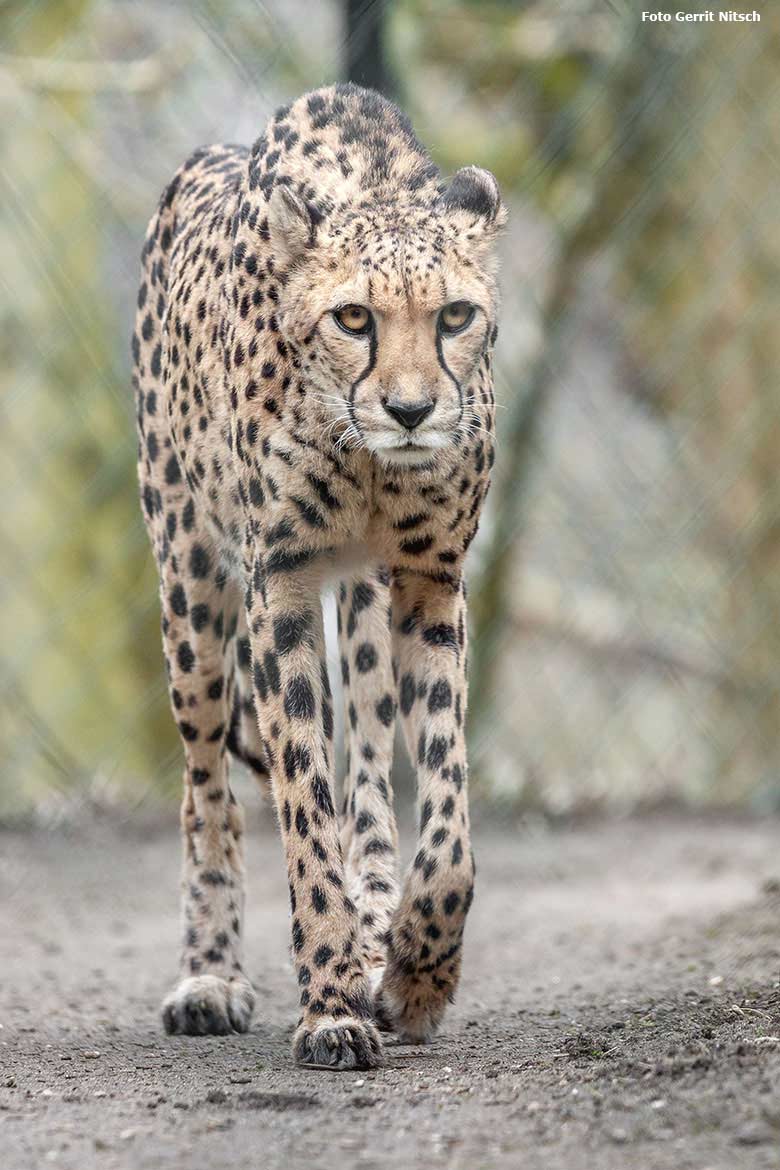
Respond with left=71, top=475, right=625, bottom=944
left=344, top=0, right=396, bottom=96
left=469, top=15, right=691, bottom=737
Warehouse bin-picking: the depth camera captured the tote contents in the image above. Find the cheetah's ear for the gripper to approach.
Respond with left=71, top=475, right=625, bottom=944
left=267, top=185, right=322, bottom=268
left=442, top=166, right=507, bottom=233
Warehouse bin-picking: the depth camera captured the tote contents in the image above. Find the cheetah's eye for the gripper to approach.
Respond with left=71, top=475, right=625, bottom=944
left=333, top=304, right=373, bottom=336
left=438, top=301, right=475, bottom=336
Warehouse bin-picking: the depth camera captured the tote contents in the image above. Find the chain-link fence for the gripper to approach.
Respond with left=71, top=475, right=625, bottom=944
left=1, top=0, right=777, bottom=818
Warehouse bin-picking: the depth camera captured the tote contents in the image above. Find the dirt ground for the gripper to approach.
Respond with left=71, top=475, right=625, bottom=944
left=2, top=810, right=780, bottom=1170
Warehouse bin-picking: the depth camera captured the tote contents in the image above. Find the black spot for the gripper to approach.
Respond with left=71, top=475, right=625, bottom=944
left=266, top=547, right=315, bottom=576
left=189, top=544, right=211, bottom=579
left=292, top=496, right=325, bottom=529
left=306, top=473, right=341, bottom=510
left=311, top=886, right=328, bottom=915
left=355, top=643, right=377, bottom=673
left=443, top=891, right=460, bottom=915
left=170, top=583, right=187, bottom=617
left=264, top=650, right=281, bottom=695
left=164, top=454, right=181, bottom=485
left=400, top=535, right=434, bottom=556
left=191, top=603, right=210, bottom=632
left=355, top=811, right=375, bottom=834
left=311, top=773, right=334, bottom=817
left=426, top=735, right=449, bottom=770
left=249, top=477, right=265, bottom=507
left=394, top=512, right=429, bottom=531
left=253, top=660, right=268, bottom=703
left=177, top=641, right=195, bottom=673
left=423, top=623, right=458, bottom=651
left=352, top=582, right=375, bottom=612
left=375, top=694, right=394, bottom=727
left=182, top=499, right=195, bottom=532
left=313, top=944, right=334, bottom=967
left=284, top=675, right=315, bottom=719
left=266, top=517, right=295, bottom=545
left=428, top=679, right=452, bottom=712
left=400, top=673, right=416, bottom=715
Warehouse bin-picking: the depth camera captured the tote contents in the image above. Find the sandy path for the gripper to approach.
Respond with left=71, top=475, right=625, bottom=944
left=2, top=812, right=780, bottom=1169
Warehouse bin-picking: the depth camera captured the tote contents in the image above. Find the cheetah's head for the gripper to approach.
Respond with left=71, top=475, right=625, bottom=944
left=269, top=167, right=506, bottom=468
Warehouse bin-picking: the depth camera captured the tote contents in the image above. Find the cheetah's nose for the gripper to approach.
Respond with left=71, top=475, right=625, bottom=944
left=382, top=397, right=434, bottom=431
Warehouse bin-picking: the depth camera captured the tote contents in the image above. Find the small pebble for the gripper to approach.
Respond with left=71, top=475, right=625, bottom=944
left=735, top=1122, right=772, bottom=1146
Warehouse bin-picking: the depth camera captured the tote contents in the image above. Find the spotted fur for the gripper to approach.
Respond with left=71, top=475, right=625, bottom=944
left=132, top=83, right=504, bottom=1069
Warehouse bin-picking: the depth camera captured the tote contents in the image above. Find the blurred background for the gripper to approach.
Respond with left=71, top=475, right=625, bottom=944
left=1, top=0, right=777, bottom=822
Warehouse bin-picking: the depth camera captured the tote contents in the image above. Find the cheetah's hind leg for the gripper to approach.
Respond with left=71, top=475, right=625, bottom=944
left=227, top=607, right=272, bottom=798
left=150, top=502, right=255, bottom=1036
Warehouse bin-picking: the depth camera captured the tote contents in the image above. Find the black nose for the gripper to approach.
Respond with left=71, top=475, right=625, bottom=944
left=383, top=397, right=434, bottom=430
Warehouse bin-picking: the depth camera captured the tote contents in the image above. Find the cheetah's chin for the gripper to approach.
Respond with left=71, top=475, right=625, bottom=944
left=371, top=445, right=441, bottom=468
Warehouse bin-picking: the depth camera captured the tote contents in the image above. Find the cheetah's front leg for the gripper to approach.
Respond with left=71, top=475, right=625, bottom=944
left=246, top=556, right=382, bottom=1069
left=337, top=570, right=400, bottom=989
left=376, top=570, right=475, bottom=1042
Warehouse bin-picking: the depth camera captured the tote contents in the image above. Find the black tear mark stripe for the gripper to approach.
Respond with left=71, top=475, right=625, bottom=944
left=479, top=320, right=491, bottom=361
left=435, top=328, right=463, bottom=427
left=346, top=325, right=378, bottom=435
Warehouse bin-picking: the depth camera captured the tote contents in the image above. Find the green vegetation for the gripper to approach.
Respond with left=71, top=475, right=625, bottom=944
left=1, top=1, right=777, bottom=816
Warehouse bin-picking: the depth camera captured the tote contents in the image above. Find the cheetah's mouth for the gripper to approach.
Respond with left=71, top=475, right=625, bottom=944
left=365, top=427, right=451, bottom=468
left=372, top=442, right=440, bottom=468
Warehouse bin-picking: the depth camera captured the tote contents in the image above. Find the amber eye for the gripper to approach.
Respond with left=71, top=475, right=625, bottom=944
left=438, top=301, right=475, bottom=335
left=333, top=304, right=373, bottom=335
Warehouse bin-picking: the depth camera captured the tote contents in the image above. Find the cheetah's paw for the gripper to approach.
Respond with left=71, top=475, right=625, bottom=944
left=374, top=973, right=447, bottom=1044
left=162, top=974, right=255, bottom=1036
left=293, top=1016, right=383, bottom=1070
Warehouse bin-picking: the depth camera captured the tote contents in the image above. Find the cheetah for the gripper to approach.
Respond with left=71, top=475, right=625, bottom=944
left=132, top=83, right=505, bottom=1070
